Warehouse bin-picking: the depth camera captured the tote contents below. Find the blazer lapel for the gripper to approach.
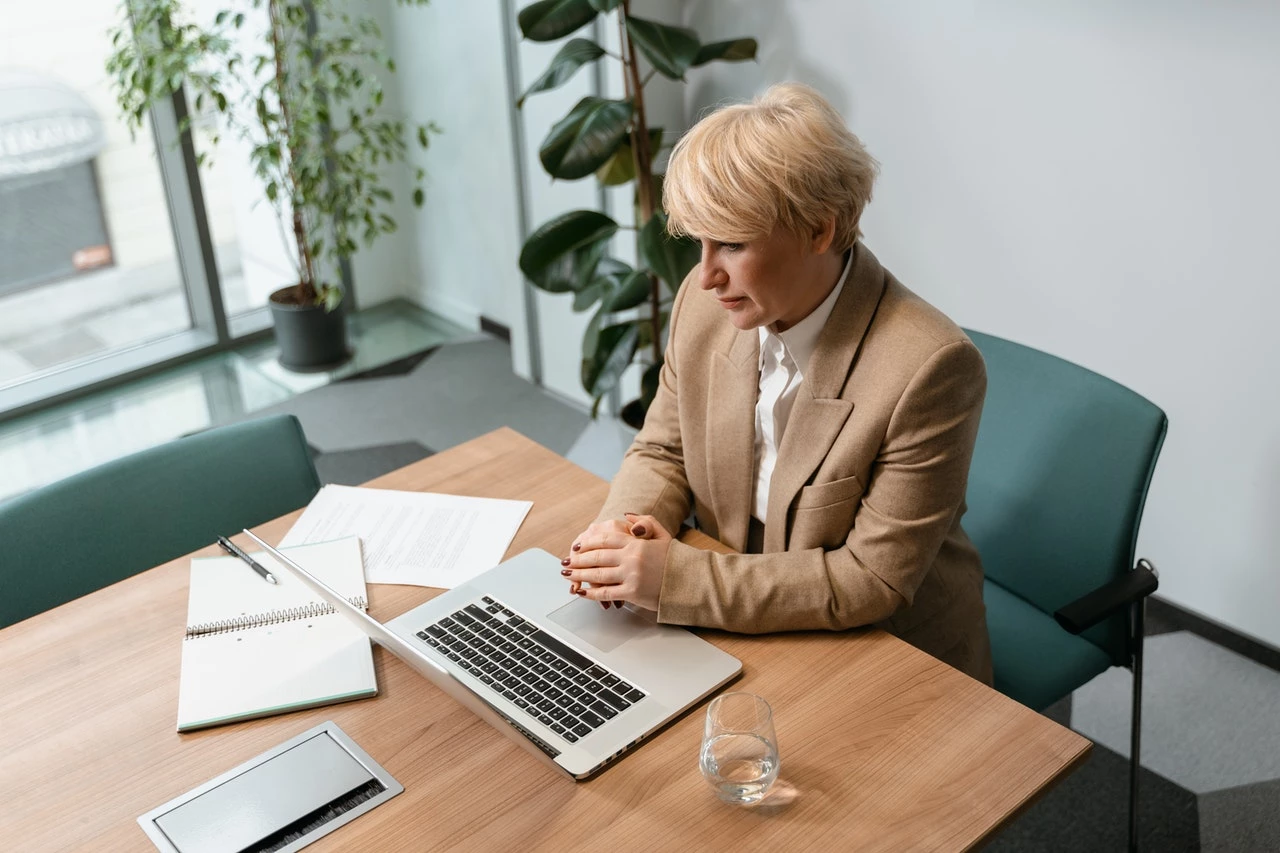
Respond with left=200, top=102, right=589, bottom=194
left=707, top=328, right=759, bottom=553
left=763, top=244, right=887, bottom=552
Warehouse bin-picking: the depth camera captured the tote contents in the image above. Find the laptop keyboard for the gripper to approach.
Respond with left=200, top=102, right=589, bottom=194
left=416, top=596, right=647, bottom=745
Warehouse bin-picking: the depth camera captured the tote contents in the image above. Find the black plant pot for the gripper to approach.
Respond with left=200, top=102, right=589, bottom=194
left=268, top=286, right=352, bottom=372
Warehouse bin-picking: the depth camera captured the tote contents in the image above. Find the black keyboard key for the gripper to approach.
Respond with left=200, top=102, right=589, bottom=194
left=580, top=710, right=605, bottom=728
left=549, top=707, right=567, bottom=720
left=572, top=673, right=592, bottom=687
left=464, top=604, right=492, bottom=623
left=480, top=644, right=497, bottom=656
left=572, top=723, right=592, bottom=738
left=532, top=662, right=551, bottom=676
left=564, top=732, right=579, bottom=743
left=480, top=675, right=494, bottom=685
left=482, top=595, right=494, bottom=604
left=625, top=688, right=645, bottom=703
left=566, top=685, right=585, bottom=699
left=514, top=684, right=532, bottom=697
left=489, top=681, right=504, bottom=693
left=439, top=618, right=458, bottom=630
left=487, top=604, right=504, bottom=614
left=460, top=648, right=478, bottom=660
left=481, top=662, right=499, bottom=674
left=478, top=627, right=497, bottom=640
left=586, top=665, right=609, bottom=680
left=507, top=616, right=526, bottom=628
left=551, top=723, right=567, bottom=735
left=614, top=681, right=634, bottom=694
left=502, top=690, right=517, bottom=701
left=467, top=637, right=484, bottom=648
left=597, top=689, right=630, bottom=711
left=517, top=638, right=535, bottom=650
left=536, top=698, right=556, bottom=713
left=569, top=702, right=588, bottom=717
left=564, top=667, right=581, bottom=679
left=501, top=608, right=515, bottom=617
left=503, top=676, right=521, bottom=689
left=521, top=672, right=539, bottom=685
left=538, top=713, right=555, bottom=726
left=590, top=700, right=618, bottom=720
left=515, top=698, right=529, bottom=709
left=496, top=625, right=515, bottom=637
left=425, top=637, right=440, bottom=648
left=539, top=651, right=558, bottom=664
left=600, top=673, right=619, bottom=687
left=530, top=645, right=546, bottom=656
left=455, top=613, right=476, bottom=627
left=563, top=716, right=579, bottom=729
left=446, top=652, right=461, bottom=662
left=524, top=705, right=540, bottom=719
left=517, top=623, right=537, bottom=635
left=499, top=640, right=518, bottom=653
left=555, top=695, right=573, bottom=709
left=458, top=630, right=476, bottom=642
left=544, top=687, right=563, bottom=701
left=511, top=666, right=529, bottom=678
left=426, top=625, right=448, bottom=639
left=549, top=659, right=568, bottom=671
left=445, top=622, right=464, bottom=635
left=534, top=679, right=553, bottom=693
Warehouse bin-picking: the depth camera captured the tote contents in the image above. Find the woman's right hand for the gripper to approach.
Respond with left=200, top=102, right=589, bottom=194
left=566, top=517, right=650, bottom=607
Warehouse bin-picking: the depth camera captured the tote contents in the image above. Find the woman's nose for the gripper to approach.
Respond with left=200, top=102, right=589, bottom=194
left=699, top=250, right=725, bottom=290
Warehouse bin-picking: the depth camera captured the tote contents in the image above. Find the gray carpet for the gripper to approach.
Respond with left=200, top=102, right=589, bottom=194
left=311, top=441, right=433, bottom=486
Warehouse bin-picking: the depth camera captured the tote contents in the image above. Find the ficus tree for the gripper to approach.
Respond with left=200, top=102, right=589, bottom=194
left=107, top=0, right=437, bottom=310
left=515, top=0, right=756, bottom=425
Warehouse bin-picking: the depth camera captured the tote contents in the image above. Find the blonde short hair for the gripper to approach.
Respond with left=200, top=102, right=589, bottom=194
left=664, top=83, right=878, bottom=250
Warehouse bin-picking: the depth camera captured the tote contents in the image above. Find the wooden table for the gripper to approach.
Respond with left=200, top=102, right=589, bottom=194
left=0, top=428, right=1089, bottom=851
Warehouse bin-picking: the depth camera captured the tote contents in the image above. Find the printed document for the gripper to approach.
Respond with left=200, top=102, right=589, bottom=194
left=281, top=484, right=533, bottom=588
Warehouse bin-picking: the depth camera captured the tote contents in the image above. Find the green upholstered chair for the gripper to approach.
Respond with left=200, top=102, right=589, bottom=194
left=963, top=330, right=1166, bottom=853
left=0, top=414, right=321, bottom=629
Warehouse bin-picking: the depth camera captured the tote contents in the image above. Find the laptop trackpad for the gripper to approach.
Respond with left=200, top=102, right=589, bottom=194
left=546, top=598, right=654, bottom=653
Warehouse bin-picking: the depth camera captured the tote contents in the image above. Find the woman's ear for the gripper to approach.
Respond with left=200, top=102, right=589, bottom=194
left=810, top=217, right=837, bottom=254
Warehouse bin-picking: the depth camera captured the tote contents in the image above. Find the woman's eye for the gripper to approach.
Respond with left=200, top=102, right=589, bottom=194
left=720, top=242, right=743, bottom=252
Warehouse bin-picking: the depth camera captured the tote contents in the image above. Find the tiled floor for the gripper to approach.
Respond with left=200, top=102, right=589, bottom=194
left=0, top=300, right=472, bottom=502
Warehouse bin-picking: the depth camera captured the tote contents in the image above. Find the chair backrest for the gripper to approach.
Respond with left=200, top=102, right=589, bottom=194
left=963, top=330, right=1167, bottom=664
left=0, top=414, right=321, bottom=628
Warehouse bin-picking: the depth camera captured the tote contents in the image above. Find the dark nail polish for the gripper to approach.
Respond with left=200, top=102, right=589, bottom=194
left=632, top=526, right=647, bottom=537
left=561, top=558, right=570, bottom=567
left=560, top=569, right=571, bottom=577
left=572, top=543, right=580, bottom=551
left=575, top=588, right=586, bottom=596
left=600, top=602, right=609, bottom=611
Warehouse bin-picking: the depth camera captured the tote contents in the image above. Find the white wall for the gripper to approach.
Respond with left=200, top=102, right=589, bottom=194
left=684, top=0, right=1280, bottom=647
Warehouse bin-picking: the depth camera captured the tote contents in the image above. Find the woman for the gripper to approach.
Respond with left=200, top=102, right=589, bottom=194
left=561, top=83, right=992, bottom=682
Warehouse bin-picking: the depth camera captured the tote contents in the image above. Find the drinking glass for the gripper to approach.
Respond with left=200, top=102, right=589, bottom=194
left=699, top=692, right=779, bottom=805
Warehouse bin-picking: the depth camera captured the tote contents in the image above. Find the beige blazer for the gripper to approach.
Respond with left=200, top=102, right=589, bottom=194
left=597, top=243, right=993, bottom=683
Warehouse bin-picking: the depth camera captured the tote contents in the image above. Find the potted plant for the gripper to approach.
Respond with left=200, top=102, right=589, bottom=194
left=515, top=0, right=756, bottom=426
left=107, top=0, right=436, bottom=370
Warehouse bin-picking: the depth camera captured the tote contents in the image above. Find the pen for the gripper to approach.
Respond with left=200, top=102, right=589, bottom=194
left=216, top=535, right=278, bottom=584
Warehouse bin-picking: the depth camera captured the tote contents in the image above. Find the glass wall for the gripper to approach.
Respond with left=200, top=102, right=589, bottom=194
left=0, top=5, right=193, bottom=392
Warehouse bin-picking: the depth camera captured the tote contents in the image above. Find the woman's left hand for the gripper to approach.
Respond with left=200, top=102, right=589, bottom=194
left=562, top=513, right=672, bottom=611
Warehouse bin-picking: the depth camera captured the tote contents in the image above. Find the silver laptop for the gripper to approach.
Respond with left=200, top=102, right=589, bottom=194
left=243, top=531, right=741, bottom=780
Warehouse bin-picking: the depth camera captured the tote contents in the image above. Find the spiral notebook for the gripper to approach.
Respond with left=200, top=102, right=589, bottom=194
left=176, top=537, right=377, bottom=732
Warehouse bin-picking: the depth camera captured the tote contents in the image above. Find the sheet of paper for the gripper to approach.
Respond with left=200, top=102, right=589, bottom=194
left=280, top=484, right=532, bottom=588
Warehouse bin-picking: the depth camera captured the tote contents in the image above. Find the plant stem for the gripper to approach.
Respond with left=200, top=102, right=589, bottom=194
left=619, top=0, right=661, bottom=366
left=268, top=0, right=316, bottom=302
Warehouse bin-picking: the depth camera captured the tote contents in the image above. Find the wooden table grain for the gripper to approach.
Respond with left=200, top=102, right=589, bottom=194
left=0, top=427, right=1089, bottom=852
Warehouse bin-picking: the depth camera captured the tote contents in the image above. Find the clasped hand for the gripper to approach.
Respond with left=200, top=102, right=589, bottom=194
left=561, top=512, right=671, bottom=611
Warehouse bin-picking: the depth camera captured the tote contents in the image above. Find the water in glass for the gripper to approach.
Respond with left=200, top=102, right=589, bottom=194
left=699, top=692, right=779, bottom=805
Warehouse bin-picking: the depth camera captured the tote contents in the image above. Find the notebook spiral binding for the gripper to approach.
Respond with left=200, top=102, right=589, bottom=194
left=185, top=597, right=369, bottom=639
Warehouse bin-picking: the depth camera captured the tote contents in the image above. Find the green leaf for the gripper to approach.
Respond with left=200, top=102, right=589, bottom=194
left=519, top=209, right=619, bottom=292
left=413, top=187, right=425, bottom=206
left=640, top=211, right=699, bottom=290
left=321, top=285, right=343, bottom=312
left=594, top=126, right=663, bottom=186
left=518, top=38, right=606, bottom=107
left=624, top=16, right=700, bottom=80
left=573, top=278, right=610, bottom=311
left=588, top=0, right=622, bottom=11
left=604, top=270, right=651, bottom=311
left=518, top=0, right=597, bottom=42
left=582, top=321, right=639, bottom=397
left=539, top=96, right=631, bottom=180
left=214, top=11, right=229, bottom=25
left=692, top=38, right=758, bottom=66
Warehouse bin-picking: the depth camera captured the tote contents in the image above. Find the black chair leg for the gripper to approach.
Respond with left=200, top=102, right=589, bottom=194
left=1129, top=597, right=1147, bottom=853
